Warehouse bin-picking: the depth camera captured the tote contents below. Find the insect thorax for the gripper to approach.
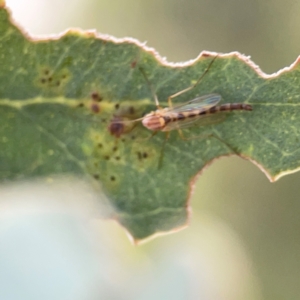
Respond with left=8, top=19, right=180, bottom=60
left=142, top=111, right=165, bottom=131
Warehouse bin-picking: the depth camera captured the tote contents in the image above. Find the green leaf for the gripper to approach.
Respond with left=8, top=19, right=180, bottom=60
left=1, top=3, right=300, bottom=242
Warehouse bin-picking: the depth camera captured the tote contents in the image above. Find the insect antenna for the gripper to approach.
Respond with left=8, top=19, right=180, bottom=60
left=157, top=132, right=171, bottom=169
left=167, top=54, right=219, bottom=106
left=109, top=115, right=144, bottom=125
left=138, top=67, right=161, bottom=108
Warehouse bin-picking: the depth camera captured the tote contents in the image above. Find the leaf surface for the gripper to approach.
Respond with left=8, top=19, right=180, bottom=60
left=1, top=3, right=300, bottom=241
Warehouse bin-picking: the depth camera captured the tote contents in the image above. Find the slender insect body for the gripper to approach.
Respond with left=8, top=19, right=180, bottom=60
left=141, top=95, right=252, bottom=132
left=108, top=55, right=253, bottom=141
left=104, top=55, right=253, bottom=168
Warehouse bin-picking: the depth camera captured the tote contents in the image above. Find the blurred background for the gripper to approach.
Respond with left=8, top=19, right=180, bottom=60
left=2, top=0, right=300, bottom=299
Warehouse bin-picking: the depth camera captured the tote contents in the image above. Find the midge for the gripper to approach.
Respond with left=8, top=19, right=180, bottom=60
left=111, top=55, right=252, bottom=138
left=141, top=94, right=252, bottom=134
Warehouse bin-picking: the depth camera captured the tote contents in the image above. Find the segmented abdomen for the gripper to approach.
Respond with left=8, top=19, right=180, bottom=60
left=168, top=103, right=252, bottom=123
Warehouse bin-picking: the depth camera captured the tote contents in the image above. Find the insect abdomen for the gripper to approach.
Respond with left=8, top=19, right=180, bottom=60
left=212, top=103, right=252, bottom=113
left=195, top=103, right=252, bottom=117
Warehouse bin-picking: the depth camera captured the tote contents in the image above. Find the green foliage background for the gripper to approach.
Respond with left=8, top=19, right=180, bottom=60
left=2, top=0, right=300, bottom=299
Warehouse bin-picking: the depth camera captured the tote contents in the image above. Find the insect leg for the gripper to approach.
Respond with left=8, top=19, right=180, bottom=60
left=209, top=132, right=240, bottom=155
left=139, top=67, right=161, bottom=109
left=179, top=130, right=240, bottom=156
left=148, top=131, right=159, bottom=140
left=167, top=54, right=218, bottom=108
left=158, top=132, right=170, bottom=169
left=177, top=129, right=186, bottom=140
left=135, top=130, right=159, bottom=142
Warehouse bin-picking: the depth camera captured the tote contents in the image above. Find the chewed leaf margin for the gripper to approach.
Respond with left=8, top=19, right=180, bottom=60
left=1, top=0, right=300, bottom=243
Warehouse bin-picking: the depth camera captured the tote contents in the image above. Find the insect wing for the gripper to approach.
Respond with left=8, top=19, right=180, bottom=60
left=163, top=112, right=226, bottom=131
left=168, top=93, right=221, bottom=113
left=162, top=94, right=224, bottom=131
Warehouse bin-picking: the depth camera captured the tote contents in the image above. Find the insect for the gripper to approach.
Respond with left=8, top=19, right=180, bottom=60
left=111, top=55, right=252, bottom=140
left=141, top=93, right=252, bottom=135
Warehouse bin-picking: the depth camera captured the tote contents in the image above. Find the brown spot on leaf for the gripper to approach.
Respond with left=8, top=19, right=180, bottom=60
left=91, top=103, right=101, bottom=114
left=137, top=151, right=148, bottom=160
left=137, top=151, right=142, bottom=160
left=131, top=60, right=137, bottom=68
left=108, top=115, right=136, bottom=138
left=128, top=106, right=135, bottom=114
left=91, top=92, right=103, bottom=102
left=108, top=117, right=125, bottom=138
